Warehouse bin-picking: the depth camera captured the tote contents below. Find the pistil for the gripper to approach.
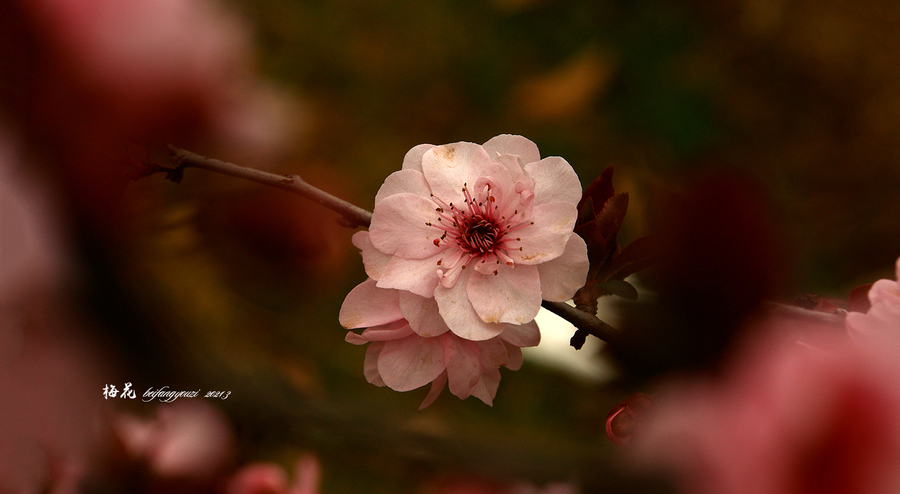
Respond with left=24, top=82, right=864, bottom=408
left=429, top=180, right=532, bottom=286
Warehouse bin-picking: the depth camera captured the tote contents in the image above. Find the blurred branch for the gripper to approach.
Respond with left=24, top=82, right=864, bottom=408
left=166, top=145, right=373, bottom=229
left=544, top=300, right=846, bottom=351
left=765, top=301, right=846, bottom=328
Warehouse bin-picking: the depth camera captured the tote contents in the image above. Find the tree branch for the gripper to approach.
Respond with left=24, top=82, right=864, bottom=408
left=155, top=146, right=847, bottom=351
left=166, top=145, right=373, bottom=229
left=541, top=300, right=619, bottom=348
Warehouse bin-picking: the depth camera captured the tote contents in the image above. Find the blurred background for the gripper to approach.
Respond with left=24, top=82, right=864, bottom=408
left=1, top=0, right=899, bottom=492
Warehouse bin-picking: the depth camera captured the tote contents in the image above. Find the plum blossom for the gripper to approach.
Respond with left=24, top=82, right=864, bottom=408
left=360, top=135, right=588, bottom=341
left=425, top=476, right=579, bottom=494
left=0, top=305, right=107, bottom=494
left=0, top=134, right=66, bottom=299
left=19, top=0, right=249, bottom=126
left=225, top=454, right=321, bottom=494
left=115, top=401, right=236, bottom=481
left=5, top=0, right=300, bottom=232
left=340, top=279, right=539, bottom=407
left=634, top=319, right=900, bottom=494
left=845, top=256, right=900, bottom=360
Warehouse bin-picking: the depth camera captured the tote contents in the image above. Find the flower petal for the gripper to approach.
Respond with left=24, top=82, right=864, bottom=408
left=846, top=312, right=879, bottom=343
left=350, top=230, right=370, bottom=251
left=482, top=134, right=541, bottom=165
left=500, top=320, right=541, bottom=348
left=848, top=289, right=900, bottom=346
left=345, top=320, right=414, bottom=344
left=369, top=193, right=448, bottom=260
left=419, top=370, right=448, bottom=410
left=399, top=291, right=450, bottom=337
left=339, top=279, right=402, bottom=329
left=503, top=342, right=524, bottom=371
left=434, top=270, right=507, bottom=341
left=469, top=371, right=501, bottom=406
left=226, top=463, right=289, bottom=494
left=375, top=253, right=442, bottom=297
left=869, top=279, right=900, bottom=307
left=468, top=337, right=508, bottom=406
left=536, top=234, right=589, bottom=301
left=363, top=342, right=386, bottom=386
left=444, top=337, right=481, bottom=400
left=480, top=337, right=511, bottom=368
left=402, top=143, right=434, bottom=172
left=352, top=231, right=391, bottom=281
left=470, top=357, right=505, bottom=406
left=467, top=263, right=542, bottom=325
left=508, top=202, right=577, bottom=265
left=378, top=334, right=446, bottom=392
left=374, top=169, right=431, bottom=205
left=490, top=154, right=524, bottom=185
left=421, top=142, right=504, bottom=205
left=524, top=156, right=582, bottom=206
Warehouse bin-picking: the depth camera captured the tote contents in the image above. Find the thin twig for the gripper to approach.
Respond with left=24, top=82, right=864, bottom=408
left=542, top=300, right=619, bottom=346
left=167, top=145, right=373, bottom=229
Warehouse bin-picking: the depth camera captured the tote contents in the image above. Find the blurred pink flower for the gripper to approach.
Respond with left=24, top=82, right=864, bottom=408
left=509, top=481, right=579, bottom=494
left=20, top=0, right=249, bottom=130
left=0, top=134, right=66, bottom=298
left=340, top=279, right=539, bottom=408
left=5, top=0, right=298, bottom=229
left=423, top=477, right=578, bottom=494
left=846, top=256, right=900, bottom=360
left=635, top=320, right=900, bottom=494
left=115, top=401, right=236, bottom=482
left=225, top=454, right=321, bottom=494
left=361, top=135, right=588, bottom=340
left=0, top=299, right=108, bottom=494
left=0, top=126, right=106, bottom=494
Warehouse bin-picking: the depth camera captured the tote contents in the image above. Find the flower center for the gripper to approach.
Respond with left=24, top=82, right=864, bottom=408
left=462, top=216, right=499, bottom=253
left=427, top=179, right=534, bottom=287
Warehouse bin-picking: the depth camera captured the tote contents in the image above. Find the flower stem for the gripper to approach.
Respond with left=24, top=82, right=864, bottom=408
left=167, top=145, right=373, bottom=229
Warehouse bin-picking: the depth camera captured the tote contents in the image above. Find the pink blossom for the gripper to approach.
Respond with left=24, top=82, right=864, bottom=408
left=845, top=256, right=900, bottom=360
left=0, top=135, right=66, bottom=298
left=115, top=401, right=236, bottom=481
left=424, top=477, right=578, bottom=494
left=225, top=454, right=321, bottom=494
left=509, top=481, right=579, bottom=494
left=6, top=0, right=297, bottom=230
left=0, top=130, right=106, bottom=494
left=20, top=0, right=249, bottom=127
left=635, top=320, right=900, bottom=494
left=360, top=135, right=588, bottom=341
left=340, top=279, right=539, bottom=407
left=0, top=300, right=108, bottom=494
